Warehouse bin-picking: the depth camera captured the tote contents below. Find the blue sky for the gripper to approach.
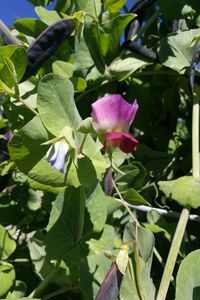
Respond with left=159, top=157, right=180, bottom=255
left=1, top=0, right=134, bottom=25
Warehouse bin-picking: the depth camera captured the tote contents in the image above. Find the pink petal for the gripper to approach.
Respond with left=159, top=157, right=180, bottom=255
left=104, top=132, right=139, bottom=153
left=92, top=94, right=138, bottom=134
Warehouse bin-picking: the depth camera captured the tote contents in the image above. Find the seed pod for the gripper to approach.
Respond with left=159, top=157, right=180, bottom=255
left=123, top=40, right=157, bottom=61
left=188, top=41, right=200, bottom=94
left=95, top=263, right=123, bottom=300
left=21, top=18, right=75, bottom=81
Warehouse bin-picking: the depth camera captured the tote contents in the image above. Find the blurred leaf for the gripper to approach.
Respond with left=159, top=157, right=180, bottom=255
left=0, top=79, right=15, bottom=97
left=87, top=225, right=115, bottom=254
left=75, top=0, right=101, bottom=17
left=159, top=176, right=200, bottom=208
left=0, top=225, right=16, bottom=260
left=80, top=254, right=112, bottom=300
left=108, top=54, right=151, bottom=80
left=105, top=0, right=127, bottom=13
left=158, top=29, right=200, bottom=74
left=11, top=281, right=27, bottom=298
left=37, top=73, right=80, bottom=136
left=71, top=76, right=87, bottom=91
left=52, top=60, right=74, bottom=79
left=0, top=262, right=15, bottom=297
left=124, top=188, right=150, bottom=206
left=85, top=183, right=110, bottom=232
left=14, top=18, right=47, bottom=38
left=35, top=7, right=61, bottom=25
left=123, top=223, right=155, bottom=262
left=0, top=46, right=26, bottom=87
left=176, top=249, right=200, bottom=300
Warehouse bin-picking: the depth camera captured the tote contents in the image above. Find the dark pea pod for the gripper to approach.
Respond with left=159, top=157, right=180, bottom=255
left=130, top=0, right=156, bottom=14
left=125, top=0, right=155, bottom=41
left=188, top=41, right=200, bottom=94
left=123, top=40, right=157, bottom=61
left=124, top=0, right=157, bottom=53
left=95, top=263, right=123, bottom=300
left=125, top=19, right=140, bottom=41
left=21, top=18, right=75, bottom=81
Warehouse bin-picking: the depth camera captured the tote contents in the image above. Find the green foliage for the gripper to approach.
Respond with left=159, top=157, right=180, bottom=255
left=1, top=0, right=200, bottom=299
left=176, top=250, right=200, bottom=300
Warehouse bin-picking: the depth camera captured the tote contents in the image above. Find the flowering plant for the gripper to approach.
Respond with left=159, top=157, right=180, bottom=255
left=92, top=94, right=139, bottom=153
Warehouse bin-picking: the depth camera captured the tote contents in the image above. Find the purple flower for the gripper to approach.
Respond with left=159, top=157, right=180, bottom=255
left=3, top=131, right=13, bottom=141
left=46, top=140, right=69, bottom=173
left=91, top=94, right=139, bottom=153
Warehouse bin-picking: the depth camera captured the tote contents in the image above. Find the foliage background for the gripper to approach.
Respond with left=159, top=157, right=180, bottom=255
left=0, top=0, right=200, bottom=299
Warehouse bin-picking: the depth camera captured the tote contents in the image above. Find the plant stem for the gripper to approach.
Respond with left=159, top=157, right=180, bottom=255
left=156, top=82, right=200, bottom=300
left=156, top=207, right=190, bottom=300
left=192, top=98, right=200, bottom=179
left=0, top=20, right=22, bottom=45
left=112, top=179, right=140, bottom=226
left=29, top=262, right=60, bottom=298
left=75, top=187, right=85, bottom=243
left=17, top=95, right=38, bottom=116
left=134, top=238, right=146, bottom=300
left=41, top=285, right=78, bottom=300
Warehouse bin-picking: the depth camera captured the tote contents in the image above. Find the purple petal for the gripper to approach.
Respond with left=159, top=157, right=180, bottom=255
left=92, top=94, right=138, bottom=134
left=3, top=131, right=13, bottom=141
left=104, top=132, right=139, bottom=153
left=46, top=141, right=69, bottom=173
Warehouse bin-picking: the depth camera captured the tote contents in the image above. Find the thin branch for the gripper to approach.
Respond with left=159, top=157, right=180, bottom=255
left=0, top=20, right=22, bottom=45
left=114, top=198, right=200, bottom=222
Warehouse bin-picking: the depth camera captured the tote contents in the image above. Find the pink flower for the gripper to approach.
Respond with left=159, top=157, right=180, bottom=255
left=91, top=94, right=139, bottom=153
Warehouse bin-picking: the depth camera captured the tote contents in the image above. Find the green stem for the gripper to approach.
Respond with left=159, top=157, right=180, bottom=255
left=29, top=262, right=60, bottom=298
left=17, top=95, right=38, bottom=116
left=41, top=285, right=78, bottom=300
left=0, top=20, right=22, bottom=45
left=156, top=86, right=200, bottom=300
left=156, top=207, right=190, bottom=300
left=112, top=179, right=140, bottom=226
left=192, top=98, right=200, bottom=179
left=75, top=187, right=85, bottom=243
left=134, top=238, right=146, bottom=300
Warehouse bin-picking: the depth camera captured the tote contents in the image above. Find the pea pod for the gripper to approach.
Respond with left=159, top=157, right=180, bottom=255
left=21, top=18, right=75, bottom=81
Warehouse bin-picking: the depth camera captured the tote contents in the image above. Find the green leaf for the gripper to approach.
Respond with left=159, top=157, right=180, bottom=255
left=123, top=223, right=155, bottom=262
left=75, top=0, right=101, bottom=17
left=14, top=18, right=47, bottom=38
left=105, top=0, right=127, bottom=13
left=124, top=188, right=150, bottom=206
left=4, top=57, right=19, bottom=96
left=80, top=254, right=112, bottom=300
left=0, top=45, right=27, bottom=87
left=71, top=76, right=87, bottom=91
left=85, top=183, right=110, bottom=232
left=35, top=7, right=61, bottom=25
left=0, top=262, right=15, bottom=297
left=12, top=281, right=27, bottom=298
left=176, top=249, right=200, bottom=300
left=52, top=60, right=74, bottom=79
left=120, top=257, right=155, bottom=300
left=158, top=176, right=200, bottom=208
left=37, top=74, right=81, bottom=136
left=0, top=79, right=15, bottom=97
left=87, top=225, right=115, bottom=254
left=0, top=225, right=16, bottom=260
left=158, top=29, right=200, bottom=74
left=108, top=54, right=151, bottom=80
